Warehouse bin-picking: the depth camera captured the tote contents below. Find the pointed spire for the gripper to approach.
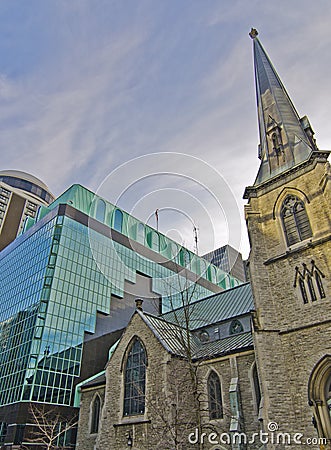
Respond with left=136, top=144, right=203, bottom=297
left=249, top=29, right=318, bottom=186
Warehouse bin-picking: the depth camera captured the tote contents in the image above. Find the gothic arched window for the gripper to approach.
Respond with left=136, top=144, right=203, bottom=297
left=113, top=209, right=123, bottom=233
left=309, top=356, right=331, bottom=439
left=90, top=395, right=101, bottom=434
left=252, top=363, right=262, bottom=413
left=207, top=371, right=223, bottom=420
left=295, top=261, right=326, bottom=304
left=281, top=195, right=312, bottom=246
left=325, top=375, right=331, bottom=421
left=123, top=338, right=146, bottom=416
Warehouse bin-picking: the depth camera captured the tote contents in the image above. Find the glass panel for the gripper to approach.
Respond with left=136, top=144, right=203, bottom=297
left=113, top=209, right=123, bottom=233
left=137, top=223, right=145, bottom=244
left=95, top=200, right=106, bottom=223
left=147, top=231, right=159, bottom=251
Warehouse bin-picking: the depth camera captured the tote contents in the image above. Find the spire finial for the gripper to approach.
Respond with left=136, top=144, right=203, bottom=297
left=249, top=28, right=258, bottom=39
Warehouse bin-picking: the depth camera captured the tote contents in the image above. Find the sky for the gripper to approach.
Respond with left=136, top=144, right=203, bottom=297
left=1, top=0, right=331, bottom=259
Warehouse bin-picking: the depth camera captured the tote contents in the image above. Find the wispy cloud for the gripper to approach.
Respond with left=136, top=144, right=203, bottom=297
left=0, top=0, right=330, bottom=258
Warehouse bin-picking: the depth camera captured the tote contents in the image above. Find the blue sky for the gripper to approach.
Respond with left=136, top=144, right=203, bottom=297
left=1, top=0, right=331, bottom=258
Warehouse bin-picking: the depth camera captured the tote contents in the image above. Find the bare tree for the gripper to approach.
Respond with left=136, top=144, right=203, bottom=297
left=145, top=361, right=198, bottom=450
left=149, top=260, right=211, bottom=450
left=150, top=258, right=247, bottom=449
left=22, top=403, right=78, bottom=450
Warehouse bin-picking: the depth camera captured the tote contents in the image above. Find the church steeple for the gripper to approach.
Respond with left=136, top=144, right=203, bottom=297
left=249, top=28, right=318, bottom=186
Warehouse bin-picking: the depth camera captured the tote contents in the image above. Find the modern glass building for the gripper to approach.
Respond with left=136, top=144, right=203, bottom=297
left=203, top=244, right=246, bottom=282
left=0, top=184, right=241, bottom=446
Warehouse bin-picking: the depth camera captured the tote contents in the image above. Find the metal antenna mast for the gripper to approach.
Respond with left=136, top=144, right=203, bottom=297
left=193, top=225, right=199, bottom=255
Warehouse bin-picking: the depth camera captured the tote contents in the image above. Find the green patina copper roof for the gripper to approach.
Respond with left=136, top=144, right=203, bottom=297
left=161, top=282, right=253, bottom=329
left=137, top=308, right=253, bottom=360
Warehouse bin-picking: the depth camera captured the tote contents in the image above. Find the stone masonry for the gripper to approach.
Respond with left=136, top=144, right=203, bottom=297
left=245, top=156, right=331, bottom=449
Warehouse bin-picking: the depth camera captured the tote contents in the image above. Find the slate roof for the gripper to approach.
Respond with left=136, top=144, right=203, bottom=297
left=139, top=311, right=201, bottom=358
left=193, top=331, right=253, bottom=360
left=251, top=33, right=315, bottom=186
left=138, top=312, right=253, bottom=361
left=161, top=282, right=253, bottom=330
left=79, top=284, right=254, bottom=394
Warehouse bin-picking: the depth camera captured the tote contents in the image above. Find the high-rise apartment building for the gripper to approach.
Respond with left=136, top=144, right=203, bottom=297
left=0, top=184, right=241, bottom=447
left=0, top=170, right=54, bottom=251
left=203, top=244, right=246, bottom=282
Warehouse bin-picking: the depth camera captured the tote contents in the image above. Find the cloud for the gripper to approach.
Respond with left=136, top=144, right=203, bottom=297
left=1, top=0, right=331, bottom=259
left=0, top=14, right=149, bottom=192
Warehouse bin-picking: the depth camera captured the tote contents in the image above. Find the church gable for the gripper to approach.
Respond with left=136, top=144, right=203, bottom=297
left=96, top=311, right=197, bottom=450
left=76, top=298, right=262, bottom=450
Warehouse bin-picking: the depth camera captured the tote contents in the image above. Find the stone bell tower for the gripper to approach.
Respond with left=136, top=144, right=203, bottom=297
left=244, top=29, right=331, bottom=446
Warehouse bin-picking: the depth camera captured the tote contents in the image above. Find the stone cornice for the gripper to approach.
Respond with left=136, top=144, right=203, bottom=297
left=263, top=234, right=331, bottom=265
left=244, top=151, right=330, bottom=200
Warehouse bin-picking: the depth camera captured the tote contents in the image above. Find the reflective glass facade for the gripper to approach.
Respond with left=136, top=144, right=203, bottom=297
left=203, top=244, right=246, bottom=282
left=0, top=184, right=241, bottom=409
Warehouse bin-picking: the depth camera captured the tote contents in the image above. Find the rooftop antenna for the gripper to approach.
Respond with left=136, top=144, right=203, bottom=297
left=155, top=209, right=159, bottom=231
left=193, top=225, right=199, bottom=255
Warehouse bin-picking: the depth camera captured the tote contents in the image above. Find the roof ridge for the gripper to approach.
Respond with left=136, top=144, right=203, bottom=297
left=140, top=310, right=186, bottom=327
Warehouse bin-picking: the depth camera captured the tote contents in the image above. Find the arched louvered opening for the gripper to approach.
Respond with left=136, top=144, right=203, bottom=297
left=281, top=195, right=312, bottom=246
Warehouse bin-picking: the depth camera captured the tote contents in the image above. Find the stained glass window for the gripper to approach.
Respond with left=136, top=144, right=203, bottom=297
left=123, top=338, right=146, bottom=416
left=90, top=395, right=101, bottom=434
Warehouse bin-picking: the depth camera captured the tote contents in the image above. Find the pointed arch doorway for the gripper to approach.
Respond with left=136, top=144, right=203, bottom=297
left=308, top=355, right=331, bottom=440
